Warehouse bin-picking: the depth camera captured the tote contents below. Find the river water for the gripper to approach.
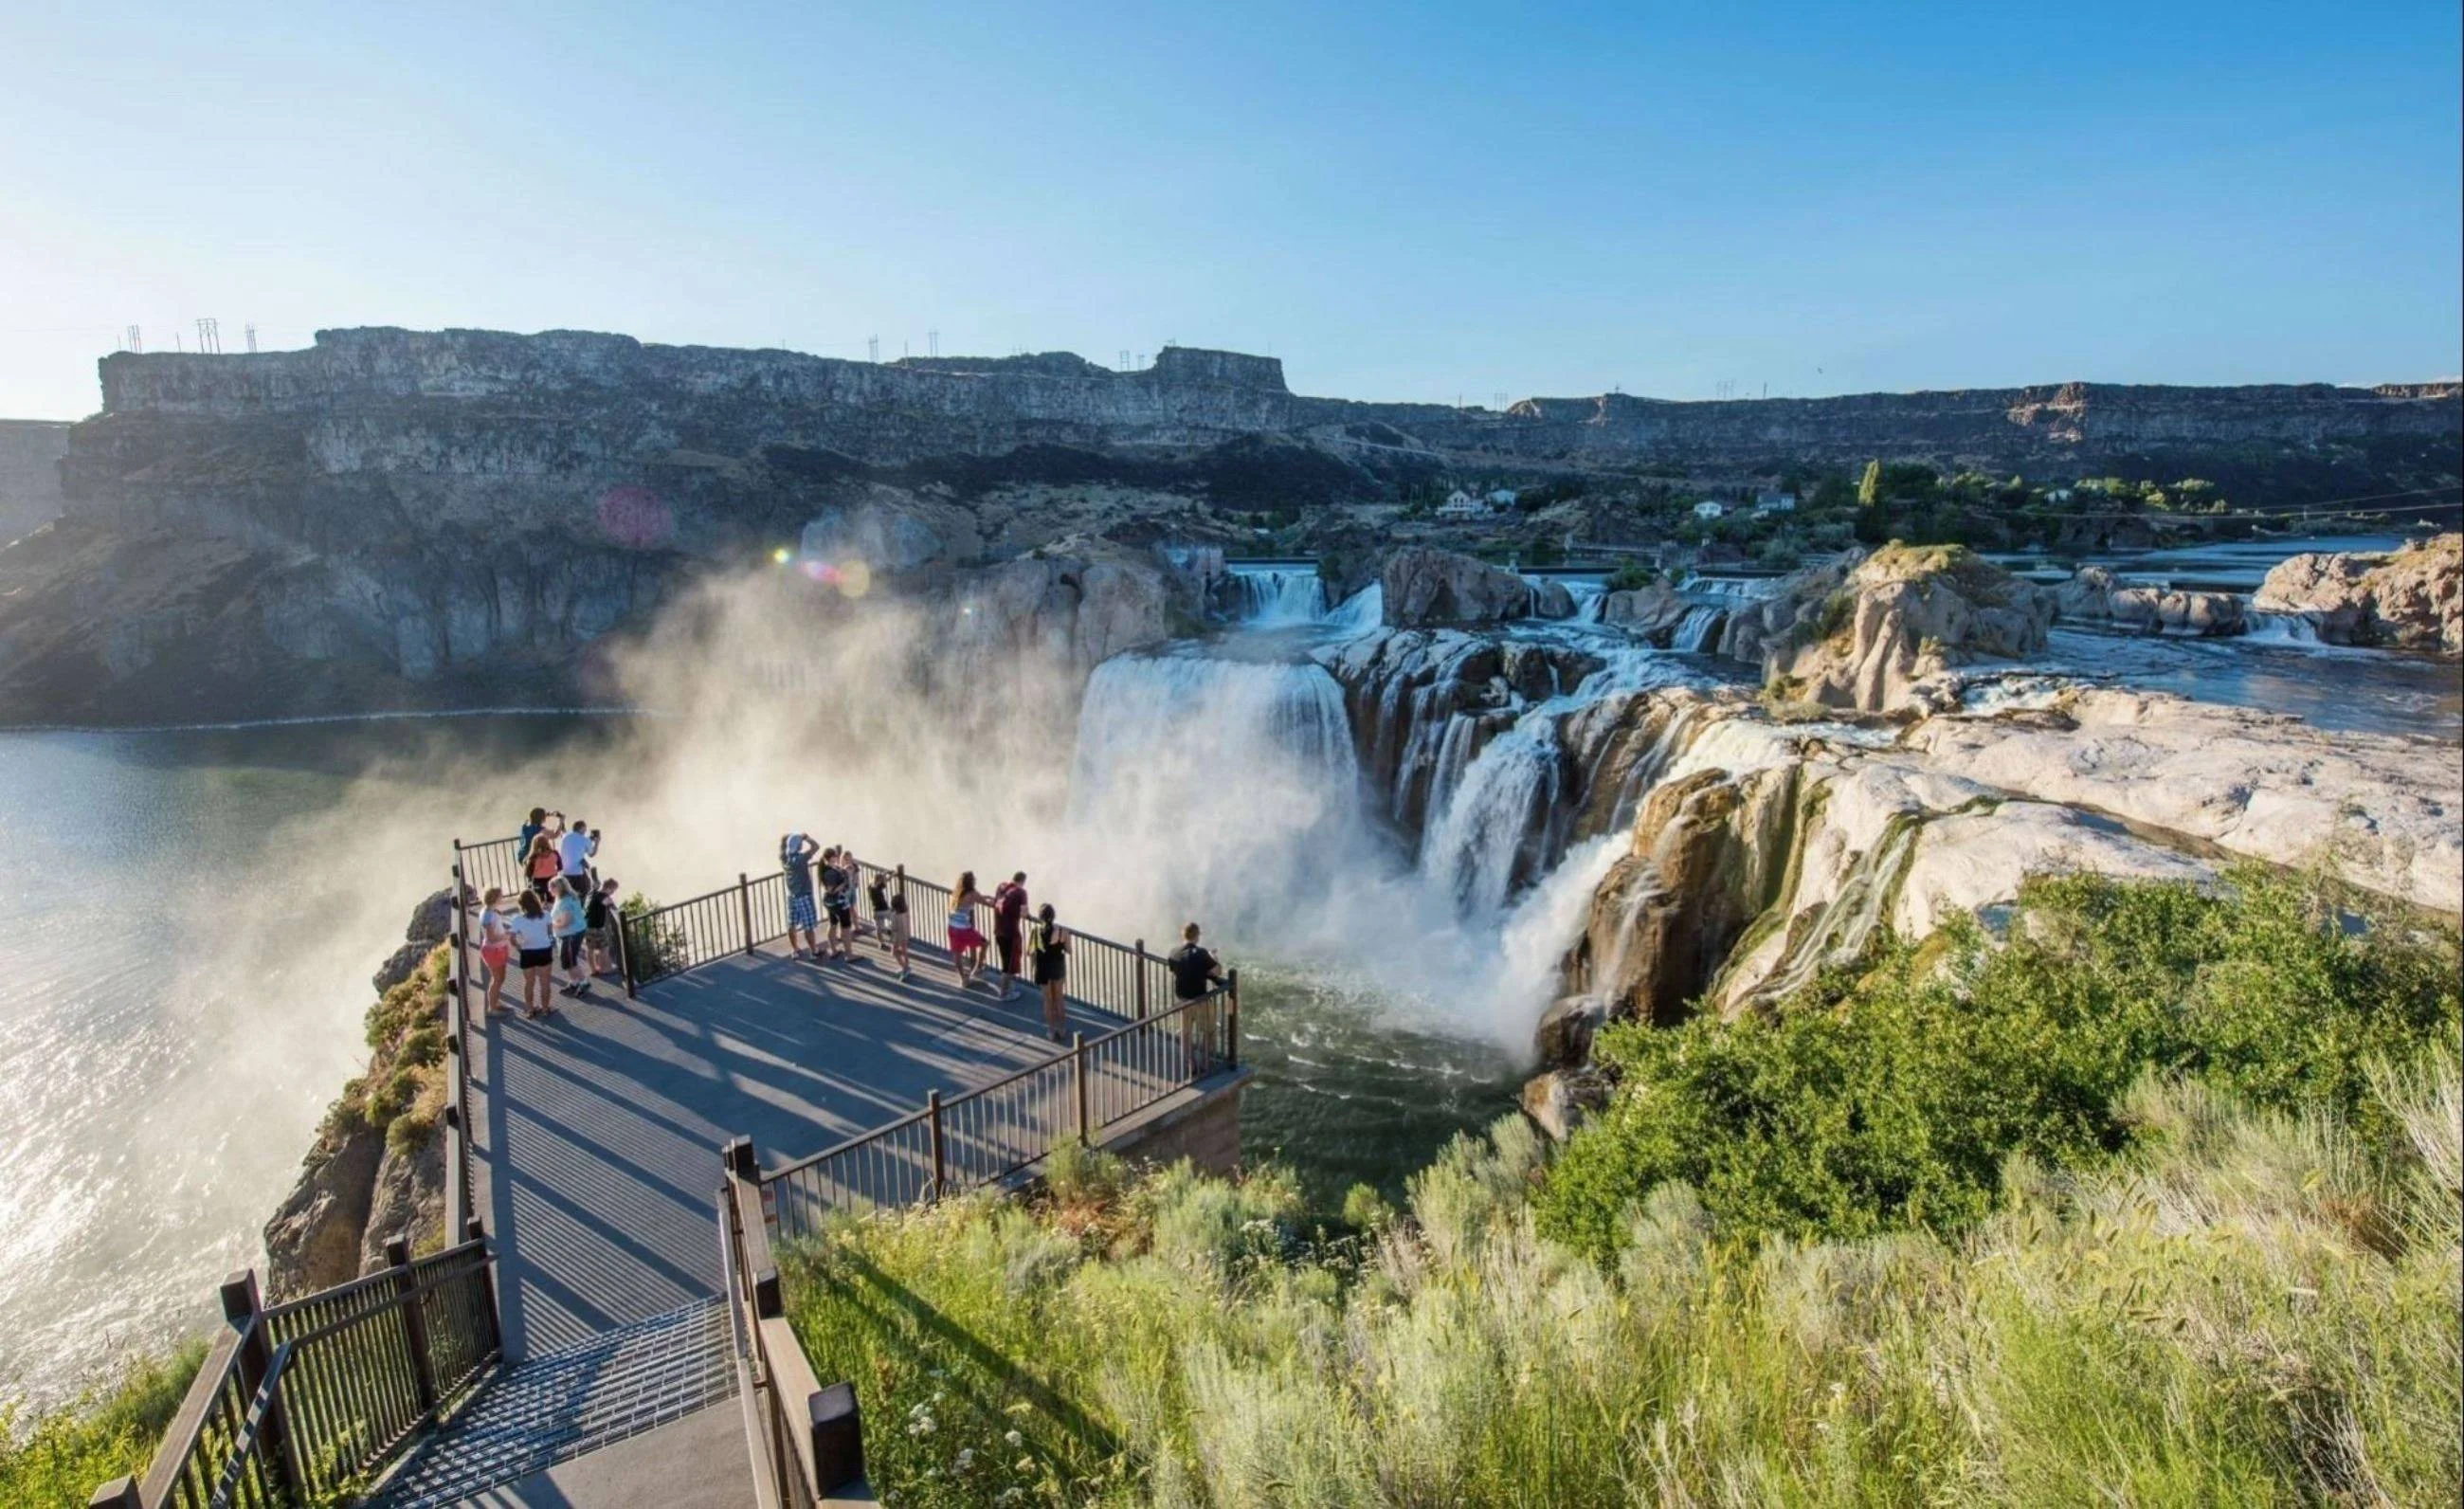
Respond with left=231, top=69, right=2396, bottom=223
left=2, top=534, right=2452, bottom=1408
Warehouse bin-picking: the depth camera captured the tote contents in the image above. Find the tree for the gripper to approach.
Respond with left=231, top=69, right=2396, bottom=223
left=1855, top=460, right=1890, bottom=544
left=1856, top=460, right=1882, bottom=508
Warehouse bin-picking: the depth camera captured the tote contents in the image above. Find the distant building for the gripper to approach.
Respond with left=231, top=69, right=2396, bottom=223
left=1692, top=500, right=1726, bottom=520
left=1753, top=490, right=1797, bottom=515
left=2044, top=487, right=2074, bottom=503
left=1487, top=487, right=1519, bottom=508
left=1437, top=489, right=1490, bottom=519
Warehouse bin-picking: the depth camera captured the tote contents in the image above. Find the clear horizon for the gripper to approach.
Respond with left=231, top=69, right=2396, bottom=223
left=3, top=1, right=2459, bottom=421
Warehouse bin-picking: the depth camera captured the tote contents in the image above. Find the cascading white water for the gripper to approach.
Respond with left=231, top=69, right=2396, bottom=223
left=1325, top=582, right=1384, bottom=632
left=1563, top=577, right=1608, bottom=623
left=2244, top=609, right=2323, bottom=646
left=1228, top=567, right=1329, bottom=626
left=1672, top=605, right=1726, bottom=651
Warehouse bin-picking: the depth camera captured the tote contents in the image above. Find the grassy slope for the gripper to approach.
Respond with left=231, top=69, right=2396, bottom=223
left=0, top=1341, right=206, bottom=1508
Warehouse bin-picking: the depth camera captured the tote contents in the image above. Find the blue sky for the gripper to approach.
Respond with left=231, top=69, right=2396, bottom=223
left=2, top=1, right=2457, bottom=418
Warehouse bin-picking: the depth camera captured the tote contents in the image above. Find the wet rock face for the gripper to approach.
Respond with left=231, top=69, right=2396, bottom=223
left=1381, top=548, right=1546, bottom=627
left=264, top=1119, right=385, bottom=1298
left=2254, top=533, right=2460, bottom=654
left=1754, top=546, right=2053, bottom=715
left=1598, top=582, right=1693, bottom=640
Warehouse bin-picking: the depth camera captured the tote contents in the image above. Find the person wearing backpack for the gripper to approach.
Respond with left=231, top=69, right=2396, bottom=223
left=1169, top=922, right=1226, bottom=1072
left=584, top=877, right=621, bottom=979
left=1029, top=902, right=1071, bottom=1043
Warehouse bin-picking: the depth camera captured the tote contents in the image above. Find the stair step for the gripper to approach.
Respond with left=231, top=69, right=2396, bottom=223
left=371, top=1298, right=739, bottom=1509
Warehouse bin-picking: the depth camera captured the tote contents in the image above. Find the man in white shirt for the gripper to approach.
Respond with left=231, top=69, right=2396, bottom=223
left=558, top=821, right=600, bottom=885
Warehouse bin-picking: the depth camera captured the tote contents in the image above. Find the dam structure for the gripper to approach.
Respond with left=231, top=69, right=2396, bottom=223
left=95, top=840, right=1246, bottom=1509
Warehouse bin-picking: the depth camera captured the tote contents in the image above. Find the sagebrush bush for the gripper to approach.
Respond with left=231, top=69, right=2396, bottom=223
left=783, top=1060, right=2460, bottom=1506
left=0, top=1340, right=206, bottom=1509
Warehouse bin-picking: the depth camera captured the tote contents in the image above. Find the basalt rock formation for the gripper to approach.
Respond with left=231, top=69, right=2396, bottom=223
left=2253, top=533, right=2461, bottom=654
left=1381, top=547, right=1551, bottom=627
left=7, top=325, right=2456, bottom=722
left=2053, top=565, right=2246, bottom=636
left=1730, top=545, right=2054, bottom=715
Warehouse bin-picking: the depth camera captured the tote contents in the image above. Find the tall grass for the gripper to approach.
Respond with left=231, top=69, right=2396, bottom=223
left=0, top=1338, right=206, bottom=1509
left=782, top=1057, right=2461, bottom=1506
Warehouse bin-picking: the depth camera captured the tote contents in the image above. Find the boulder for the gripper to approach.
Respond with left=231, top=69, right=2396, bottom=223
left=2254, top=533, right=2460, bottom=654
left=2053, top=565, right=2119, bottom=620
left=1521, top=1067, right=1610, bottom=1143
left=1381, top=548, right=1540, bottom=627
left=1598, top=581, right=1694, bottom=641
left=2057, top=568, right=2242, bottom=636
left=1533, top=993, right=1607, bottom=1067
left=1529, top=577, right=1577, bottom=620
left=1758, top=545, right=2053, bottom=715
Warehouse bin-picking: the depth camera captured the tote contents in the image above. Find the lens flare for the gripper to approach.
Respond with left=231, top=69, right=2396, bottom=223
left=772, top=547, right=792, bottom=565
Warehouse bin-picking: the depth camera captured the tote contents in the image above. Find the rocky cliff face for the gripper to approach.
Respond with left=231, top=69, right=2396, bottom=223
left=1745, top=545, right=2056, bottom=715
left=0, top=418, right=67, bottom=544
left=10, top=325, right=2456, bottom=723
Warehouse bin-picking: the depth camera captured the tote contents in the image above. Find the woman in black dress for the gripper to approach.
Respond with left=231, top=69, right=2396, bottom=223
left=1029, top=902, right=1071, bottom=1043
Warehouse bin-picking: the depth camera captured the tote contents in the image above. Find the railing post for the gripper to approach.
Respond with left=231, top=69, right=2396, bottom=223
left=385, top=1235, right=441, bottom=1418
left=616, top=902, right=638, bottom=998
left=808, top=1382, right=866, bottom=1496
left=1134, top=938, right=1149, bottom=1020
left=1072, top=1032, right=1089, bottom=1145
left=926, top=1091, right=945, bottom=1201
left=1226, top=968, right=1241, bottom=1070
left=738, top=872, right=755, bottom=955
left=221, top=1270, right=300, bottom=1502
left=86, top=1478, right=140, bottom=1508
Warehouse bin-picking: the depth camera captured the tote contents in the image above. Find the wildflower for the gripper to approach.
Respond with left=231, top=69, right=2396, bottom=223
left=954, top=1448, right=974, bottom=1472
left=1005, top=1428, right=1024, bottom=1447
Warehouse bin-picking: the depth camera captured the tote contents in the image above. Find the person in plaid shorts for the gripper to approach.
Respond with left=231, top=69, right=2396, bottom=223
left=781, top=832, right=821, bottom=958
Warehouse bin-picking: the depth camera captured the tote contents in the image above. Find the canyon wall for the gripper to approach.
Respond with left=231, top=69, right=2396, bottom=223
left=0, top=418, right=68, bottom=544
left=7, top=325, right=2455, bottom=724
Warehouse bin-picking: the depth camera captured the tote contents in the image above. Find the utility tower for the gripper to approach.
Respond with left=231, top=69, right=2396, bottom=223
left=1119, top=349, right=1132, bottom=371
left=245, top=323, right=259, bottom=354
left=927, top=329, right=939, bottom=357
left=868, top=336, right=879, bottom=362
left=195, top=318, right=221, bottom=355
left=124, top=324, right=142, bottom=354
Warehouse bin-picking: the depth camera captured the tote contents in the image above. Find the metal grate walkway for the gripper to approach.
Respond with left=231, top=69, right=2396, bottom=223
left=371, top=1298, right=738, bottom=1509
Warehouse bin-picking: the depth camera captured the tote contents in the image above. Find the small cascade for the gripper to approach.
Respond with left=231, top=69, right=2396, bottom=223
left=1672, top=605, right=1726, bottom=651
left=1227, top=567, right=1328, bottom=626
left=1324, top=582, right=1384, bottom=632
left=2243, top=609, right=2323, bottom=646
left=1563, top=578, right=1608, bottom=623
left=1417, top=709, right=1569, bottom=916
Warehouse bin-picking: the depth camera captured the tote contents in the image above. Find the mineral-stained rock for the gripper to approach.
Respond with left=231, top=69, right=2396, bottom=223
left=1382, top=548, right=1542, bottom=627
left=1756, top=545, right=2053, bottom=714
left=2254, top=532, right=2460, bottom=653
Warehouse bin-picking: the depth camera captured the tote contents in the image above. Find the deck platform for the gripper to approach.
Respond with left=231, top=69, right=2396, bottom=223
left=469, top=940, right=1126, bottom=1361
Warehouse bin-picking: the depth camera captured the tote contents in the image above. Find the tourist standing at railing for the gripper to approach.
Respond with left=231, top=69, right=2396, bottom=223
left=865, top=865, right=894, bottom=951
left=1169, top=923, right=1225, bottom=1072
left=517, top=807, right=550, bottom=860
left=549, top=877, right=595, bottom=999
left=477, top=886, right=515, bottom=1015
left=1030, top=902, right=1071, bottom=1042
left=881, top=873, right=913, bottom=978
left=523, top=832, right=560, bottom=900
left=781, top=832, right=821, bottom=959
left=557, top=819, right=600, bottom=888
left=991, top=871, right=1029, bottom=1000
left=585, top=877, right=621, bottom=978
left=948, top=871, right=990, bottom=988
left=821, top=846, right=858, bottom=962
left=506, top=891, right=558, bottom=1018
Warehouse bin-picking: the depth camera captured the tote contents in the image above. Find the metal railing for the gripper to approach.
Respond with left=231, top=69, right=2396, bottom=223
left=94, top=1242, right=499, bottom=1508
left=621, top=855, right=1180, bottom=1024
left=720, top=1147, right=864, bottom=1506
left=765, top=980, right=1237, bottom=1241
left=451, top=834, right=527, bottom=902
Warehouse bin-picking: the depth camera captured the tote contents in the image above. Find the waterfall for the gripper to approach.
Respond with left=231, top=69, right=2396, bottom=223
left=1672, top=606, right=1726, bottom=651
left=1228, top=566, right=1328, bottom=626
left=1564, top=578, right=1608, bottom=623
left=2244, top=609, right=2322, bottom=646
left=1325, top=582, right=1384, bottom=632
left=1418, top=708, right=1567, bottom=916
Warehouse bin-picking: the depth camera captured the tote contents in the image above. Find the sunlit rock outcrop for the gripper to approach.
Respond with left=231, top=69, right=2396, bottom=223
left=1728, top=545, right=2054, bottom=714
left=2254, top=532, right=2460, bottom=654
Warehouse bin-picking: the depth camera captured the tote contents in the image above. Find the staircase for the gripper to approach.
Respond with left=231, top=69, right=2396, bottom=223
left=371, top=1298, right=738, bottom=1508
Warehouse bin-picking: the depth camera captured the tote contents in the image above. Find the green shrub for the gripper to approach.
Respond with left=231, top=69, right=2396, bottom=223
left=619, top=893, right=691, bottom=980
left=1604, top=561, right=1656, bottom=592
left=1536, top=868, right=2460, bottom=1259
left=779, top=1067, right=2461, bottom=1506
left=0, top=1339, right=207, bottom=1509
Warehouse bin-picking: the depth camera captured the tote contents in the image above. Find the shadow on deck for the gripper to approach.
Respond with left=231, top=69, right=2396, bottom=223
left=471, top=940, right=1121, bottom=1362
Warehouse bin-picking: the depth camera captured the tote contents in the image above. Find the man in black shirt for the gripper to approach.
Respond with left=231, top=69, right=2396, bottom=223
left=1168, top=922, right=1226, bottom=1072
